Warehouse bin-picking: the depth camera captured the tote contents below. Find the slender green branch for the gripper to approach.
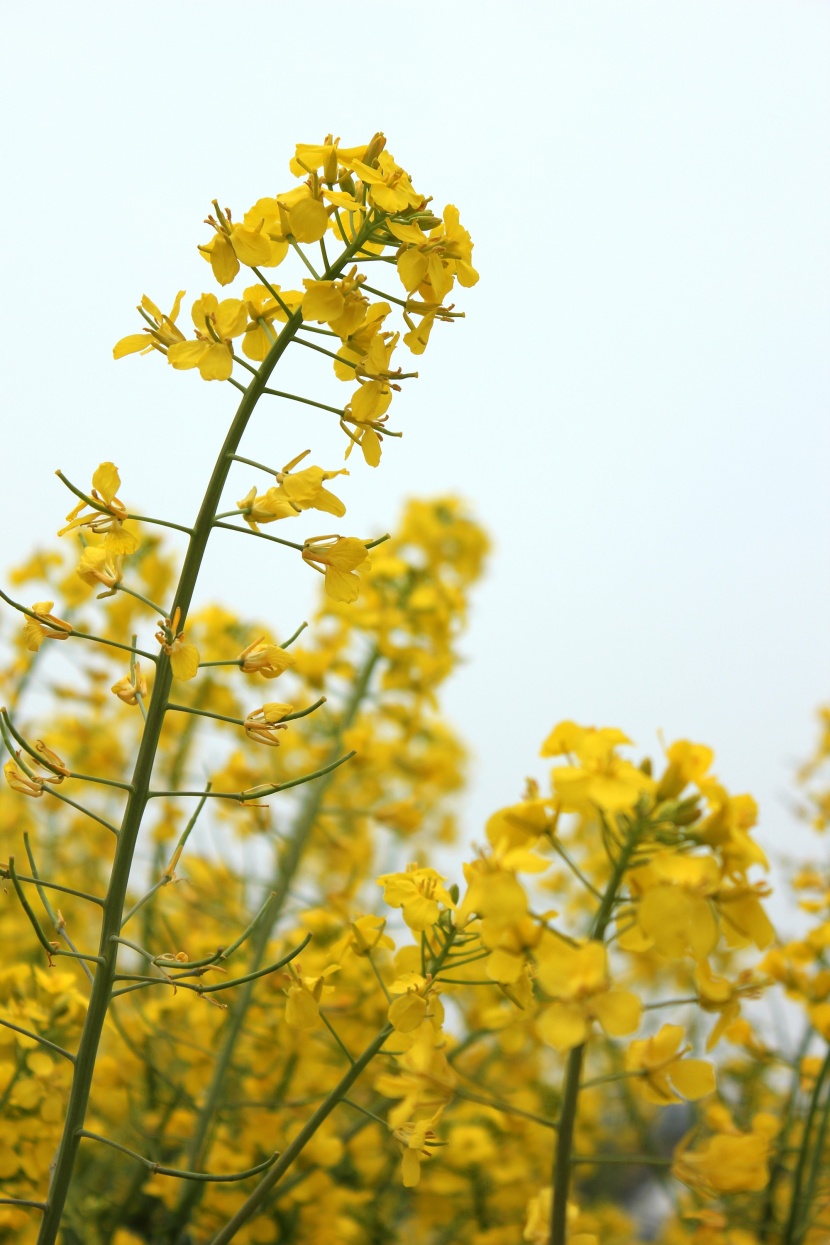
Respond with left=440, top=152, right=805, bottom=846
left=0, top=863, right=104, bottom=907
left=249, top=268, right=294, bottom=318
left=45, top=787, right=120, bottom=836
left=120, top=787, right=211, bottom=929
left=77, top=1131, right=279, bottom=1182
left=23, top=833, right=95, bottom=984
left=114, top=582, right=167, bottom=616
left=165, top=696, right=325, bottom=730
left=453, top=1085, right=557, bottom=1130
left=147, top=749, right=355, bottom=800
left=320, top=1012, right=356, bottom=1064
left=281, top=621, right=308, bottom=648
left=798, top=1065, right=830, bottom=1244
left=782, top=1043, right=830, bottom=1245
left=0, top=1018, right=75, bottom=1063
left=212, top=520, right=305, bottom=552
left=262, top=387, right=344, bottom=417
left=2, top=707, right=134, bottom=792
left=290, top=239, right=320, bottom=279
left=207, top=1025, right=393, bottom=1244
left=547, top=836, right=603, bottom=901
left=550, top=818, right=645, bottom=1245
left=0, top=587, right=157, bottom=660
left=366, top=950, right=392, bottom=1003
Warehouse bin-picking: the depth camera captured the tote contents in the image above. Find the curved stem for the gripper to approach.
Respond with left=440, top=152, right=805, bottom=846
left=35, top=213, right=380, bottom=1245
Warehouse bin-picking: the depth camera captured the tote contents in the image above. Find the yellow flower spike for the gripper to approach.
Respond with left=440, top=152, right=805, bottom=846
left=237, top=637, right=296, bottom=679
left=111, top=662, right=147, bottom=707
left=243, top=703, right=293, bottom=747
left=301, top=535, right=369, bottom=603
left=22, top=600, right=73, bottom=651
left=155, top=608, right=200, bottom=682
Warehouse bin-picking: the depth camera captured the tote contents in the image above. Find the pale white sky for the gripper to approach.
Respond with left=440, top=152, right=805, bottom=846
left=1, top=2, right=828, bottom=894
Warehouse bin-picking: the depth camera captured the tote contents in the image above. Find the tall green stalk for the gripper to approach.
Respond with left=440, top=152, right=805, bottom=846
left=35, top=215, right=377, bottom=1245
left=549, top=819, right=644, bottom=1245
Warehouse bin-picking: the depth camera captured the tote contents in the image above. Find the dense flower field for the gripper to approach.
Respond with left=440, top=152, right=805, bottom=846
left=0, top=133, right=827, bottom=1245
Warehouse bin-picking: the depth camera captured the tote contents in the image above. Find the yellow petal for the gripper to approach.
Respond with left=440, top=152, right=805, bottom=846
left=537, top=1003, right=588, bottom=1052
left=361, top=428, right=381, bottom=467
left=302, top=280, right=345, bottom=323
left=289, top=198, right=328, bottom=243
left=324, top=567, right=360, bottom=603
left=401, top=1148, right=421, bottom=1188
left=92, top=462, right=121, bottom=503
left=593, top=989, right=641, bottom=1038
left=285, top=987, right=319, bottom=1029
left=113, top=333, right=152, bottom=359
left=197, top=343, right=233, bottom=382
left=230, top=225, right=272, bottom=268
left=167, top=341, right=208, bottom=371
left=670, top=1058, right=716, bottom=1101
left=388, top=994, right=428, bottom=1033
left=169, top=640, right=200, bottom=681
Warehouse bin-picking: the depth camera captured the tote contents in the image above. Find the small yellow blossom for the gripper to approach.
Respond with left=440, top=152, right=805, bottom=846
left=22, top=601, right=72, bottom=651
left=377, top=864, right=455, bottom=931
left=301, top=536, right=368, bottom=603
left=167, top=294, right=247, bottom=381
left=625, top=1024, right=716, bottom=1104
left=113, top=291, right=186, bottom=359
left=391, top=1111, right=443, bottom=1188
left=535, top=940, right=641, bottom=1051
left=58, top=462, right=139, bottom=556
left=243, top=703, right=292, bottom=747
left=155, top=608, right=200, bottom=682
left=237, top=637, right=296, bottom=679
left=76, top=546, right=122, bottom=593
left=111, top=663, right=147, bottom=706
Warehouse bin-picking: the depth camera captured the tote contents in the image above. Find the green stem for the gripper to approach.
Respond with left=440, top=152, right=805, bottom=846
left=759, top=1023, right=814, bottom=1242
left=782, top=1043, right=830, bottom=1245
left=35, top=211, right=380, bottom=1245
left=550, top=818, right=643, bottom=1245
left=208, top=1025, right=393, bottom=1245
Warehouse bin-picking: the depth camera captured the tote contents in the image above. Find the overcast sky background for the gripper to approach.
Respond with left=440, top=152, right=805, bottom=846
left=1, top=2, right=828, bottom=907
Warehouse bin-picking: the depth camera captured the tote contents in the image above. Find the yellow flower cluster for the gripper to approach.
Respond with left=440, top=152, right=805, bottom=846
left=1, top=129, right=829, bottom=1245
